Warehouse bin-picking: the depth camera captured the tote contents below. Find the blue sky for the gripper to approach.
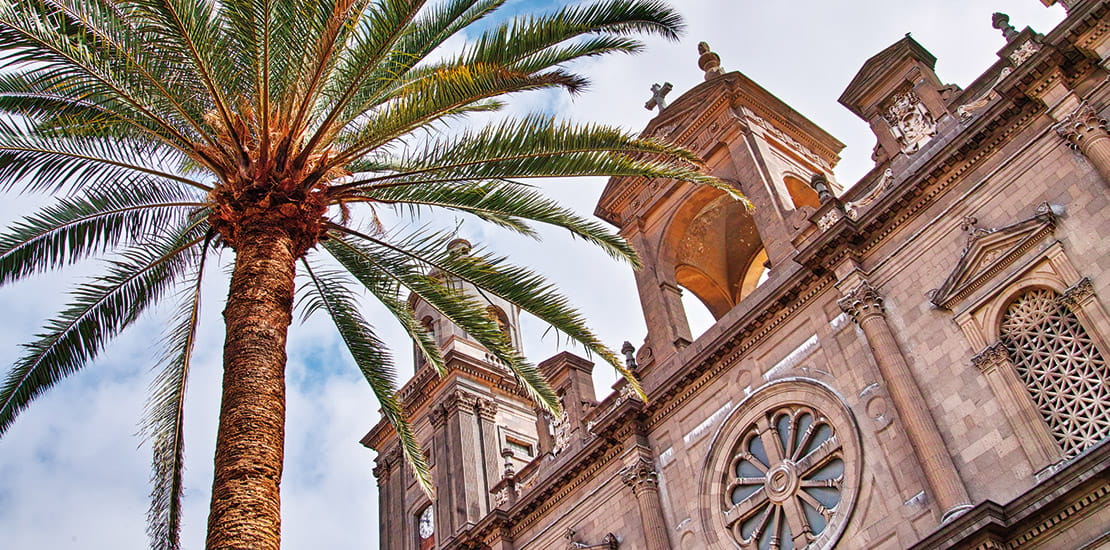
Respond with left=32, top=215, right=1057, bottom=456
left=0, top=1, right=1068, bottom=548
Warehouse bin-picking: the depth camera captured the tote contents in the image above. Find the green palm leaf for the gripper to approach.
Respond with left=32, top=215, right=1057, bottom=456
left=0, top=179, right=205, bottom=285
left=300, top=259, right=432, bottom=494
left=324, top=229, right=560, bottom=412
left=360, top=180, right=638, bottom=265
left=0, top=217, right=207, bottom=435
left=141, top=233, right=212, bottom=550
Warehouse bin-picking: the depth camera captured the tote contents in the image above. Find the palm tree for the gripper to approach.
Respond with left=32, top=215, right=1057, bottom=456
left=0, top=0, right=740, bottom=548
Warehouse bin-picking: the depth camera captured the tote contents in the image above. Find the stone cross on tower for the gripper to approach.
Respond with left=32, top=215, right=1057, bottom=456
left=644, top=82, right=672, bottom=112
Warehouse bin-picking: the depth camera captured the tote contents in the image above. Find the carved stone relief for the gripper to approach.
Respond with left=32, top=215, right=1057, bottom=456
left=882, top=88, right=937, bottom=154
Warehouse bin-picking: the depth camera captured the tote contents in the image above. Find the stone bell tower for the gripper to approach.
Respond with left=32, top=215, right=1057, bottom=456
left=362, top=239, right=543, bottom=550
left=595, top=43, right=845, bottom=378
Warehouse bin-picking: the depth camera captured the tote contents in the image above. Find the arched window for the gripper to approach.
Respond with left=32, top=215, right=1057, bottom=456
left=1000, top=288, right=1109, bottom=457
left=421, top=316, right=437, bottom=342
left=783, top=175, right=822, bottom=210
left=486, top=306, right=511, bottom=341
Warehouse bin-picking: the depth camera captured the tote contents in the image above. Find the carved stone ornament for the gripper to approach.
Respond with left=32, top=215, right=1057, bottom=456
left=927, top=202, right=1059, bottom=309
left=621, top=457, right=660, bottom=493
left=844, top=168, right=894, bottom=219
left=1054, top=101, right=1109, bottom=150
left=882, top=88, right=937, bottom=154
left=1009, top=40, right=1041, bottom=66
left=699, top=380, right=861, bottom=550
left=970, top=342, right=1011, bottom=373
left=746, top=114, right=834, bottom=171
left=956, top=67, right=1012, bottom=122
left=550, top=409, right=572, bottom=455
left=837, top=281, right=885, bottom=323
left=476, top=397, right=499, bottom=421
left=698, top=41, right=725, bottom=80
left=816, top=208, right=844, bottom=231
left=1059, top=277, right=1095, bottom=309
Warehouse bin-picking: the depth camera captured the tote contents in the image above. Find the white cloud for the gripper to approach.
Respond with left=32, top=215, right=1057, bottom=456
left=0, top=2, right=1067, bottom=549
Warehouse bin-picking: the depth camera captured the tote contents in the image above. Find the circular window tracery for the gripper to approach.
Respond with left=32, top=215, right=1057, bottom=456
left=701, top=380, right=860, bottom=550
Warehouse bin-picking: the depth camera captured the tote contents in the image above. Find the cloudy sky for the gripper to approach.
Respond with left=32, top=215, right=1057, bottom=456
left=0, top=1, right=1068, bottom=548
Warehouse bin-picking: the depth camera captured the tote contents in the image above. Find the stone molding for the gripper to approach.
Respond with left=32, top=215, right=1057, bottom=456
left=927, top=203, right=1058, bottom=310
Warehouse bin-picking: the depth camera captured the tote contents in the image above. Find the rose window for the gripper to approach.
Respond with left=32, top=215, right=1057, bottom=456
left=702, top=381, right=859, bottom=550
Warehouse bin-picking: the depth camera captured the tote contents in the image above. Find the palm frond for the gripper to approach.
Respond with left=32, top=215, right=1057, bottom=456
left=356, top=180, right=638, bottom=266
left=0, top=120, right=209, bottom=193
left=300, top=259, right=432, bottom=494
left=0, top=179, right=206, bottom=286
left=333, top=0, right=507, bottom=124
left=317, top=237, right=445, bottom=377
left=339, top=114, right=745, bottom=205
left=455, top=0, right=682, bottom=75
left=141, top=232, right=213, bottom=550
left=0, top=218, right=208, bottom=435
left=323, top=229, right=560, bottom=413
left=0, top=0, right=214, bottom=157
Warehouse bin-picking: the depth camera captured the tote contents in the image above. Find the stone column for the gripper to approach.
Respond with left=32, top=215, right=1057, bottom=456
left=1055, top=101, right=1110, bottom=187
left=621, top=457, right=671, bottom=550
left=372, top=448, right=402, bottom=550
left=476, top=397, right=501, bottom=513
left=429, top=404, right=454, bottom=538
left=971, top=343, right=1059, bottom=470
left=838, top=281, right=972, bottom=521
left=442, top=390, right=485, bottom=529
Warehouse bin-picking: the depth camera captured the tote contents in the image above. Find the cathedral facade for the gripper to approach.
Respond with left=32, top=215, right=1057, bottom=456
left=364, top=1, right=1110, bottom=548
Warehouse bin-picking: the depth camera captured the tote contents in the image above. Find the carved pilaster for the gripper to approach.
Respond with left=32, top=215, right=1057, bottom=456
left=837, top=280, right=886, bottom=323
left=1055, top=102, right=1108, bottom=150
left=429, top=404, right=448, bottom=428
left=476, top=397, right=499, bottom=422
left=972, top=342, right=1061, bottom=470
left=1059, top=277, right=1094, bottom=309
left=620, top=456, right=669, bottom=550
left=442, top=389, right=480, bottom=414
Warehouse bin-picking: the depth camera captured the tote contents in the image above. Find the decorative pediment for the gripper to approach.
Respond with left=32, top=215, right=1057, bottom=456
left=928, top=203, right=1059, bottom=309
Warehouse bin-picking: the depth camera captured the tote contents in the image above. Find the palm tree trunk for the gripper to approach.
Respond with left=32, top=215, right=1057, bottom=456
left=206, top=226, right=296, bottom=550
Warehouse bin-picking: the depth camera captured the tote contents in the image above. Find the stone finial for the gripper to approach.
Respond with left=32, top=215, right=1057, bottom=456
left=697, top=41, right=725, bottom=80
left=991, top=12, right=1019, bottom=42
left=644, top=82, right=672, bottom=112
left=810, top=173, right=833, bottom=203
left=621, top=341, right=637, bottom=371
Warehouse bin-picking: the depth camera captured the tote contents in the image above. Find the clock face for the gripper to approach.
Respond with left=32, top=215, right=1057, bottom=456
left=418, top=505, right=434, bottom=540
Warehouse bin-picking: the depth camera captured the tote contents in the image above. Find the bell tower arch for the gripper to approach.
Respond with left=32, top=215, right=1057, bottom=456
left=595, top=43, right=844, bottom=374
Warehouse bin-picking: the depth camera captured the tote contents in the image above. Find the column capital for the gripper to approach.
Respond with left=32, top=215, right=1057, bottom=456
left=621, top=456, right=660, bottom=494
left=429, top=403, right=448, bottom=427
left=372, top=447, right=402, bottom=482
left=1059, top=277, right=1094, bottom=309
left=1054, top=101, right=1108, bottom=150
left=837, top=280, right=885, bottom=323
left=970, top=342, right=1011, bottom=373
left=441, top=388, right=480, bottom=415
left=476, top=397, right=499, bottom=421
